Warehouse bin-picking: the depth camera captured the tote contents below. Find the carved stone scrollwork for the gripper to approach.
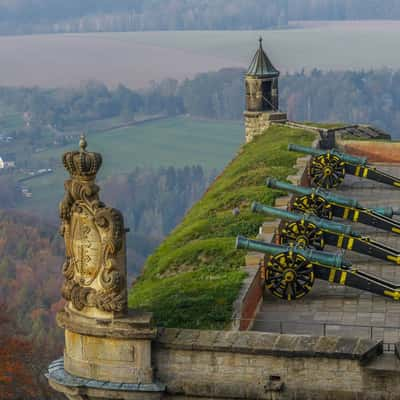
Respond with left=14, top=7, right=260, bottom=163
left=59, top=135, right=127, bottom=318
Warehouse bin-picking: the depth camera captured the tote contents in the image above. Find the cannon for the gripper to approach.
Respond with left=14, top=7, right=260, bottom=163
left=288, top=143, right=400, bottom=189
left=236, top=236, right=400, bottom=301
left=266, top=177, right=400, bottom=235
left=252, top=202, right=400, bottom=264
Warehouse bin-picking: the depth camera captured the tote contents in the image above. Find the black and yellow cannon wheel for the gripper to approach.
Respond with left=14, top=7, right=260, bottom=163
left=280, top=220, right=325, bottom=250
left=292, top=193, right=333, bottom=220
left=309, top=153, right=346, bottom=189
left=266, top=251, right=315, bottom=300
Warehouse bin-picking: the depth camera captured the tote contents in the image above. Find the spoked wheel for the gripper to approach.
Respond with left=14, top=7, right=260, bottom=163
left=309, top=153, right=346, bottom=189
left=280, top=220, right=325, bottom=250
left=293, top=194, right=333, bottom=220
left=266, top=251, right=315, bottom=300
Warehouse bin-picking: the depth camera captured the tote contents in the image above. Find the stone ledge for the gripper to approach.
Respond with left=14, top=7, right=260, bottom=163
left=57, top=309, right=157, bottom=339
left=155, top=329, right=382, bottom=363
left=47, top=358, right=166, bottom=392
left=259, top=221, right=278, bottom=235
left=243, top=111, right=287, bottom=121
left=274, top=196, right=290, bottom=208
left=245, top=252, right=264, bottom=266
left=365, top=354, right=400, bottom=371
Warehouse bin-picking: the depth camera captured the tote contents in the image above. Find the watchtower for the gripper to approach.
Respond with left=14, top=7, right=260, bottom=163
left=244, top=38, right=287, bottom=143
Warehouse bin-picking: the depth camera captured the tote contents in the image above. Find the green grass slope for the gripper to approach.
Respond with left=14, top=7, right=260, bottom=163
left=129, top=125, right=315, bottom=329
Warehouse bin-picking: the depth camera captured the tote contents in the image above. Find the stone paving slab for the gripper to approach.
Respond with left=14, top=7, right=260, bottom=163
left=252, top=164, right=400, bottom=343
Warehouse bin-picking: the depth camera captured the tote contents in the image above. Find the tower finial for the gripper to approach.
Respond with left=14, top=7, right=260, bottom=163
left=259, top=36, right=263, bottom=48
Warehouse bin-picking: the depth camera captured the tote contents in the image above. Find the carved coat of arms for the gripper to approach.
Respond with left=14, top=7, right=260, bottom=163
left=59, top=136, right=127, bottom=318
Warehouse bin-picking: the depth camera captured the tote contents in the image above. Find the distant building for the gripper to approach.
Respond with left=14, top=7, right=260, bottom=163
left=0, top=153, right=16, bottom=169
left=244, top=37, right=287, bottom=142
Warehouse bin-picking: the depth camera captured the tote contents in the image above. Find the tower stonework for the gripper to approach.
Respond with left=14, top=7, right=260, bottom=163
left=244, top=38, right=287, bottom=143
left=46, top=136, right=165, bottom=400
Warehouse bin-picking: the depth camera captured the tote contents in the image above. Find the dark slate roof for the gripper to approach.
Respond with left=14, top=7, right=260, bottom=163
left=247, top=37, right=279, bottom=78
left=329, top=125, right=391, bottom=140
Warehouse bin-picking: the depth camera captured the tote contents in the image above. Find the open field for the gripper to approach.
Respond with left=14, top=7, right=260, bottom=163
left=1, top=21, right=400, bottom=88
left=21, top=116, right=243, bottom=215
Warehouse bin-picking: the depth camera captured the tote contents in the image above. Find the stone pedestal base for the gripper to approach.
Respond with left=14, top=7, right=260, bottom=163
left=244, top=111, right=287, bottom=143
left=47, top=308, right=165, bottom=399
left=64, top=330, right=153, bottom=383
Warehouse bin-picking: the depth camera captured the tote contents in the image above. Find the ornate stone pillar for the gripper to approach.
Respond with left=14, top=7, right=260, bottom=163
left=46, top=136, right=165, bottom=400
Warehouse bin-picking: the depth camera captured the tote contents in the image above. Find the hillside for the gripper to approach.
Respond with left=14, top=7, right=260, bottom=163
left=129, top=125, right=315, bottom=329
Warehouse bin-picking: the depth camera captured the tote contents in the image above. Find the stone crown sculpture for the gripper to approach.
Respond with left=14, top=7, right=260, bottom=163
left=63, top=136, right=103, bottom=180
left=59, top=135, right=127, bottom=320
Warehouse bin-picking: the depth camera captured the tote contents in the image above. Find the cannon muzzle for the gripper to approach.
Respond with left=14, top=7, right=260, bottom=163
left=371, top=207, right=400, bottom=218
left=236, top=236, right=350, bottom=268
left=266, top=177, right=311, bottom=197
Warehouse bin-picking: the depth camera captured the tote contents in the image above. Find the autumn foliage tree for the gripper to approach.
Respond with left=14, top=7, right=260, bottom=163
left=0, top=303, right=36, bottom=400
left=0, top=211, right=65, bottom=399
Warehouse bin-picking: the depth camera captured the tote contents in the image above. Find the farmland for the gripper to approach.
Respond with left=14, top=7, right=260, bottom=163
left=0, top=21, right=400, bottom=89
left=19, top=116, right=243, bottom=215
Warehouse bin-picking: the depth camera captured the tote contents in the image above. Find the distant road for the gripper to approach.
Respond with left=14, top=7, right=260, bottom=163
left=1, top=22, right=400, bottom=88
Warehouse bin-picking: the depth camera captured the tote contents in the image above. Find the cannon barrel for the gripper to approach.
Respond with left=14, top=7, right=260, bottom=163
left=288, top=144, right=368, bottom=166
left=236, top=236, right=350, bottom=268
left=266, top=177, right=398, bottom=218
left=266, top=177, right=359, bottom=208
left=251, top=202, right=357, bottom=236
left=374, top=207, right=400, bottom=217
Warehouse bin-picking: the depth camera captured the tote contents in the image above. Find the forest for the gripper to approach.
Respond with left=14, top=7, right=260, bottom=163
left=2, top=68, right=399, bottom=138
left=0, top=0, right=287, bottom=34
left=2, top=0, right=400, bottom=35
left=0, top=211, right=64, bottom=399
left=288, top=0, right=400, bottom=20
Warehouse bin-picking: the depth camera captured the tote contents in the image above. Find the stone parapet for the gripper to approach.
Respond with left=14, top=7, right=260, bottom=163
left=156, top=329, right=382, bottom=362
left=152, top=329, right=391, bottom=399
left=244, top=111, right=287, bottom=143
left=57, top=308, right=156, bottom=339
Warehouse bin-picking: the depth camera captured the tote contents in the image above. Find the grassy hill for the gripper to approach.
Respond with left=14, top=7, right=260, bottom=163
left=129, top=125, right=315, bottom=329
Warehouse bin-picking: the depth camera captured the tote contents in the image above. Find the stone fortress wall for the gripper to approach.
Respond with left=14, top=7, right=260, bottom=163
left=153, top=328, right=388, bottom=400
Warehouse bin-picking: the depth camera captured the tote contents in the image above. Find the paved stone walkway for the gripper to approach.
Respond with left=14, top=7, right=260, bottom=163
left=252, top=165, right=400, bottom=344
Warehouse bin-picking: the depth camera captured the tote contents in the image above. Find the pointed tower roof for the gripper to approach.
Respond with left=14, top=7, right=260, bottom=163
left=247, top=37, right=280, bottom=78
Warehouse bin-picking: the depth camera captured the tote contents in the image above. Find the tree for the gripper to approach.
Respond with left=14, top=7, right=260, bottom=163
left=0, top=304, right=35, bottom=400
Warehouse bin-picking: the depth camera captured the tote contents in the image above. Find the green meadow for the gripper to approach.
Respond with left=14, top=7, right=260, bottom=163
left=21, top=117, right=243, bottom=214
